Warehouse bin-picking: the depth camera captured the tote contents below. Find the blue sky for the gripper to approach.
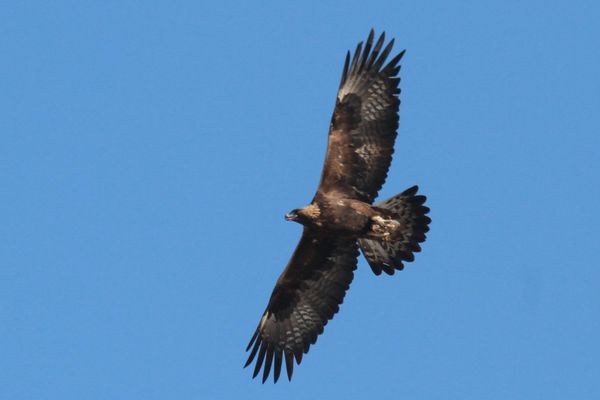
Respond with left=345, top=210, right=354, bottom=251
left=2, top=1, right=599, bottom=399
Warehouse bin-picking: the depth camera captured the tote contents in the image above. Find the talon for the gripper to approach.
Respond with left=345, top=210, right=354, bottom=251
left=370, top=215, right=400, bottom=242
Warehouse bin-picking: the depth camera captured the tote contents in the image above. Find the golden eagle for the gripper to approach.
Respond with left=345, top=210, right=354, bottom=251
left=244, top=30, right=431, bottom=383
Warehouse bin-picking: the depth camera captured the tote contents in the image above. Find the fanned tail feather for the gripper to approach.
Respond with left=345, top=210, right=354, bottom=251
left=359, top=186, right=431, bottom=275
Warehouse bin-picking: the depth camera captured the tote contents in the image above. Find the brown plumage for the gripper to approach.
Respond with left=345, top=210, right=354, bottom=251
left=245, top=30, right=431, bottom=383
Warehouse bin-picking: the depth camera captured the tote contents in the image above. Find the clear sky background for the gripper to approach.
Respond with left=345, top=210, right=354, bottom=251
left=2, top=1, right=599, bottom=399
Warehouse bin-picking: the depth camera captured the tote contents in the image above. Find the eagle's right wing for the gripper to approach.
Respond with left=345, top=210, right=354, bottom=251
left=244, top=229, right=358, bottom=383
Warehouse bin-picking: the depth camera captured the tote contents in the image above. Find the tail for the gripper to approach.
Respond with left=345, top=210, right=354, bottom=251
left=358, top=186, right=431, bottom=275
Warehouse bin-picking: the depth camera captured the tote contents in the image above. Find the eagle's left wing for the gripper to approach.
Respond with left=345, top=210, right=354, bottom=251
left=316, top=30, right=404, bottom=203
left=244, top=229, right=358, bottom=383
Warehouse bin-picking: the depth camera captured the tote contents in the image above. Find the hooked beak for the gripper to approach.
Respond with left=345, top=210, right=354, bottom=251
left=285, top=211, right=298, bottom=221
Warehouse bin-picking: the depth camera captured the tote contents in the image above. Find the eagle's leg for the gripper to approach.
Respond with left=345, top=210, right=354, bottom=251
left=368, top=215, right=400, bottom=241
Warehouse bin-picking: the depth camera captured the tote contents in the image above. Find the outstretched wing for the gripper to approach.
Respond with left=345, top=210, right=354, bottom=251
left=316, top=30, right=404, bottom=204
left=244, top=229, right=358, bottom=383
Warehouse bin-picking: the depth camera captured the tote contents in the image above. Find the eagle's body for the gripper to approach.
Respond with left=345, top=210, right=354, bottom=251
left=291, top=195, right=401, bottom=240
left=292, top=196, right=372, bottom=232
left=245, top=30, right=431, bottom=383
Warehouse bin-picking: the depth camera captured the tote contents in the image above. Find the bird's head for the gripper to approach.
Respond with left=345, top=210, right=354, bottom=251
left=285, top=204, right=320, bottom=225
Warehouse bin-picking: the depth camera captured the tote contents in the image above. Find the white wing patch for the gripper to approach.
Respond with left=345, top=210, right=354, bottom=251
left=259, top=312, right=269, bottom=330
left=355, top=143, right=378, bottom=161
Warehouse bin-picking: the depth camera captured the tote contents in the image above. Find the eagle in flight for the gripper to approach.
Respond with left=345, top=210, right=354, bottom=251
left=244, top=30, right=431, bottom=383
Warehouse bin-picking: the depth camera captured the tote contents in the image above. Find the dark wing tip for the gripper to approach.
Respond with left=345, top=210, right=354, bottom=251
left=372, top=37, right=394, bottom=70
left=358, top=30, right=377, bottom=73
left=339, top=51, right=351, bottom=88
left=368, top=28, right=375, bottom=42
left=244, top=330, right=261, bottom=368
left=342, top=31, right=404, bottom=89
left=402, top=185, right=419, bottom=196
left=252, top=341, right=268, bottom=379
left=349, top=41, right=364, bottom=74
left=273, top=350, right=283, bottom=383
left=261, top=347, right=274, bottom=383
left=245, top=328, right=259, bottom=351
left=285, top=351, right=294, bottom=381
left=383, top=49, right=405, bottom=76
left=365, top=31, right=386, bottom=70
